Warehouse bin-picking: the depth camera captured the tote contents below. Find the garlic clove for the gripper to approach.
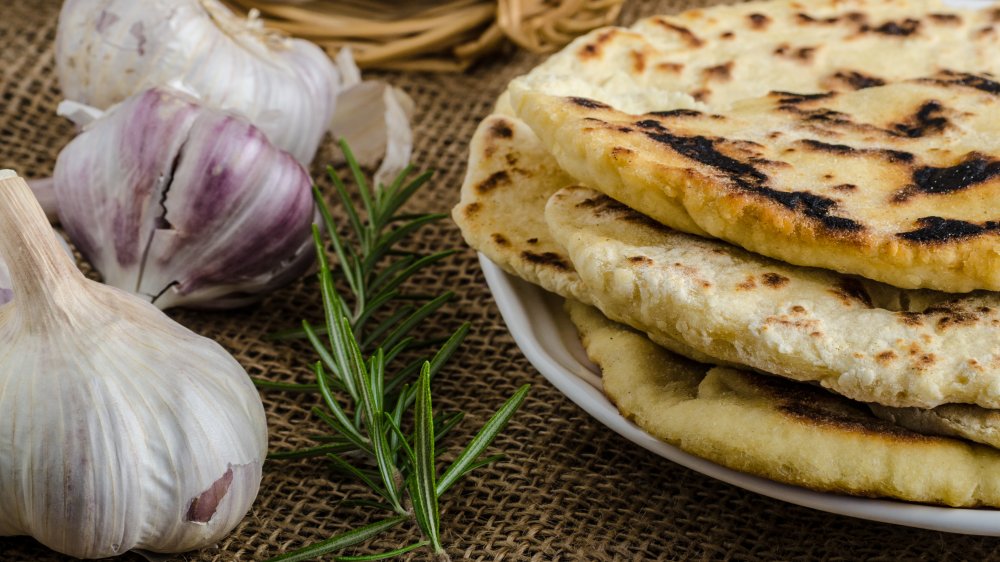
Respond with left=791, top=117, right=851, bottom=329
left=56, top=0, right=340, bottom=165
left=329, top=48, right=415, bottom=188
left=0, top=172, right=267, bottom=558
left=53, top=87, right=316, bottom=310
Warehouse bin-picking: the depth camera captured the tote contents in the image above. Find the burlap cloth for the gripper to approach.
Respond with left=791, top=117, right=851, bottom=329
left=1, top=1, right=999, bottom=560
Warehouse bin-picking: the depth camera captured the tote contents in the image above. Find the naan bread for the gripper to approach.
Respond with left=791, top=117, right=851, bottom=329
left=547, top=186, right=1000, bottom=409
left=514, top=74, right=1000, bottom=292
left=568, top=300, right=1000, bottom=507
left=501, top=0, right=1000, bottom=115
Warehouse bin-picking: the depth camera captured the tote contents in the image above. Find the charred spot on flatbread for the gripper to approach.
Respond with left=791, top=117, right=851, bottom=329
left=828, top=278, right=874, bottom=308
left=656, top=62, right=684, bottom=74
left=634, top=129, right=865, bottom=233
left=861, top=18, right=922, bottom=37
left=897, top=217, right=1000, bottom=244
left=929, top=13, right=962, bottom=25
left=747, top=12, right=771, bottom=30
left=822, top=70, right=886, bottom=90
left=892, top=153, right=1000, bottom=203
left=773, top=43, right=818, bottom=63
left=702, top=62, right=734, bottom=82
left=920, top=71, right=1000, bottom=95
left=578, top=29, right=620, bottom=59
left=796, top=139, right=913, bottom=164
left=652, top=18, right=704, bottom=48
left=568, top=97, right=611, bottom=109
left=489, top=119, right=514, bottom=139
left=647, top=109, right=704, bottom=118
left=889, top=100, right=949, bottom=138
left=743, top=373, right=932, bottom=440
left=475, top=170, right=511, bottom=194
left=761, top=272, right=789, bottom=288
left=520, top=250, right=572, bottom=271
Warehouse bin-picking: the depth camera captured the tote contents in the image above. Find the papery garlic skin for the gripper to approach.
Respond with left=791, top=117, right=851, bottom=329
left=53, top=87, right=316, bottom=310
left=0, top=235, right=74, bottom=306
left=330, top=48, right=415, bottom=188
left=56, top=0, right=339, bottom=165
left=0, top=260, right=10, bottom=305
left=0, top=173, right=267, bottom=558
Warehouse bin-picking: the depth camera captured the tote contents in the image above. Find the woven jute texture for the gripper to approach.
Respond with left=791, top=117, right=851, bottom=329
left=2, top=1, right=1000, bottom=560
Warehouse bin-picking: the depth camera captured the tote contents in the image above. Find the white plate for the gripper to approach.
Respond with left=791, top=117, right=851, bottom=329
left=479, top=254, right=1000, bottom=536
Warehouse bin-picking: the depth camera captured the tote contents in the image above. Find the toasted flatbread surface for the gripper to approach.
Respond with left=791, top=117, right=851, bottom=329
left=514, top=75, right=1000, bottom=292
left=454, top=111, right=1000, bottom=444
left=502, top=0, right=1000, bottom=115
left=452, top=114, right=592, bottom=305
left=547, top=186, right=1000, bottom=409
left=568, top=299, right=1000, bottom=507
left=503, top=0, right=1000, bottom=292
left=454, top=112, right=729, bottom=364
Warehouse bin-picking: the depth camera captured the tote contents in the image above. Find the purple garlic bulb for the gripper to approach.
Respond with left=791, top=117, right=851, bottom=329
left=53, top=87, right=316, bottom=310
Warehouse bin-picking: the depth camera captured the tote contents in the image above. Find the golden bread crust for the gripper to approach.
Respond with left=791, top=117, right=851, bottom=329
left=516, top=77, right=1000, bottom=291
left=547, top=186, right=1000, bottom=408
left=569, top=300, right=1000, bottom=507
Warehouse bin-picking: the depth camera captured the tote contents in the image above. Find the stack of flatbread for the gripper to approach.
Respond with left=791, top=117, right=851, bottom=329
left=454, top=0, right=1000, bottom=507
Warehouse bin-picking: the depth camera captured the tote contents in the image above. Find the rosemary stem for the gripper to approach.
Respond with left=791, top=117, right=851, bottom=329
left=263, top=144, right=527, bottom=562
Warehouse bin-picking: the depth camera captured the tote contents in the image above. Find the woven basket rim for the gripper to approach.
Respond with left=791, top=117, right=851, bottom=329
left=225, top=0, right=624, bottom=71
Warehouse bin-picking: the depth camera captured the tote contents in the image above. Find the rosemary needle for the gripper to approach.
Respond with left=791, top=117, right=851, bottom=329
left=262, top=141, right=530, bottom=561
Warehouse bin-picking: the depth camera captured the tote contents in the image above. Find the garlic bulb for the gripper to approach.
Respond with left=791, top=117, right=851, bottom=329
left=53, top=87, right=316, bottom=310
left=0, top=259, right=10, bottom=305
left=0, top=234, right=73, bottom=306
left=56, top=0, right=339, bottom=165
left=0, top=171, right=267, bottom=558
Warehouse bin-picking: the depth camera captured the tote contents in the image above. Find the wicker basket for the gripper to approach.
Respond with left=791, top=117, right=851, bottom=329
left=224, top=0, right=625, bottom=71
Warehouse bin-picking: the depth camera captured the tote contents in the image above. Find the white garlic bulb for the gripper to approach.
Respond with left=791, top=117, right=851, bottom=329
left=0, top=259, right=10, bottom=305
left=55, top=0, right=340, bottom=165
left=0, top=171, right=267, bottom=558
left=0, top=231, right=74, bottom=306
left=53, top=87, right=316, bottom=310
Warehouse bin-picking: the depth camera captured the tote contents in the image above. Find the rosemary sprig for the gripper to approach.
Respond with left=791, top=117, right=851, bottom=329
left=263, top=141, right=530, bottom=561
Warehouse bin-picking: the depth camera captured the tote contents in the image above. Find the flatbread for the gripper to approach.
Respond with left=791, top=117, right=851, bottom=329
left=870, top=402, right=1000, bottom=447
left=454, top=112, right=731, bottom=364
left=502, top=0, right=1000, bottom=292
left=568, top=299, right=1000, bottom=507
left=513, top=74, right=1000, bottom=292
left=452, top=114, right=592, bottom=305
left=546, top=185, right=1000, bottom=409
left=454, top=111, right=1000, bottom=441
left=501, top=0, right=1000, bottom=115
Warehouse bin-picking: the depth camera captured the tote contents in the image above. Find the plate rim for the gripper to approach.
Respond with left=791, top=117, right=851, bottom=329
left=478, top=253, right=1000, bottom=536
